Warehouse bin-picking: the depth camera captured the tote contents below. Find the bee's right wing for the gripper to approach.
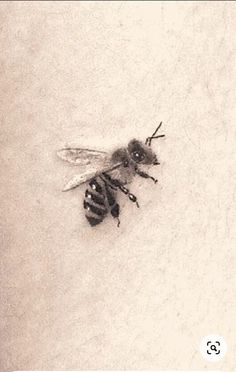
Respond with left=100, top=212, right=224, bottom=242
left=61, top=162, right=122, bottom=191
left=57, top=147, right=122, bottom=191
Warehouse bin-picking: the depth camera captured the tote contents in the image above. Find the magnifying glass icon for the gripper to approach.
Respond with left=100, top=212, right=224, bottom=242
left=200, top=335, right=226, bottom=361
left=210, top=344, right=217, bottom=353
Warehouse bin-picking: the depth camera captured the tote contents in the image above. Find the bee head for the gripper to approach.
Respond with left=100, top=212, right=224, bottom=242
left=128, top=123, right=165, bottom=165
left=128, top=139, right=159, bottom=165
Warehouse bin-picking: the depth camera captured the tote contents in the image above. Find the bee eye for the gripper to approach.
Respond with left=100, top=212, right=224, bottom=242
left=132, top=151, right=144, bottom=162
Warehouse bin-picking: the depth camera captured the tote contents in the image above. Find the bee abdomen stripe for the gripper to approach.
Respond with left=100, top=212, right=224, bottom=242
left=89, top=179, right=103, bottom=193
left=85, top=189, right=105, bottom=206
left=84, top=201, right=107, bottom=216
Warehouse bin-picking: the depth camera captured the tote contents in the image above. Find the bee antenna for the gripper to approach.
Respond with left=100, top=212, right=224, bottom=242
left=145, top=122, right=165, bottom=146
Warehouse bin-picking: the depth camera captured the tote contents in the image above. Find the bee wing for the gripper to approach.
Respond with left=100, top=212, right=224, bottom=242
left=62, top=171, right=98, bottom=191
left=60, top=156, right=122, bottom=192
left=57, top=148, right=108, bottom=166
left=57, top=147, right=120, bottom=190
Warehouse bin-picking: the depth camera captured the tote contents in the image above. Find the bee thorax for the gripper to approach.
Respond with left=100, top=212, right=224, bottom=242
left=111, top=147, right=129, bottom=164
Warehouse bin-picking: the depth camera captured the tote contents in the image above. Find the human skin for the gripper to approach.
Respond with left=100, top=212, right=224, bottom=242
left=0, top=2, right=236, bottom=372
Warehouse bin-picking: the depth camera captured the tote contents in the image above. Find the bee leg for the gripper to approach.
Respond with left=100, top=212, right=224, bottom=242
left=135, top=168, right=158, bottom=184
left=102, top=173, right=139, bottom=208
left=118, top=185, right=139, bottom=208
left=115, top=218, right=120, bottom=227
left=110, top=203, right=121, bottom=228
left=100, top=175, right=117, bottom=190
left=110, top=200, right=121, bottom=227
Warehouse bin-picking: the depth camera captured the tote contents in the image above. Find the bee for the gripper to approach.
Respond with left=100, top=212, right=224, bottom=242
left=57, top=122, right=165, bottom=227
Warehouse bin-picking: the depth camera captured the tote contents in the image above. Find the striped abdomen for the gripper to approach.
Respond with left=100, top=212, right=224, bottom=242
left=84, top=177, right=120, bottom=227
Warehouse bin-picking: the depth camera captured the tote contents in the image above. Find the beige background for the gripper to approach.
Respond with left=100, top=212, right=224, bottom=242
left=0, top=1, right=236, bottom=372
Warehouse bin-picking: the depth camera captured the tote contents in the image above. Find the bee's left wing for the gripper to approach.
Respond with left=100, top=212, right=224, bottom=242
left=57, top=148, right=122, bottom=191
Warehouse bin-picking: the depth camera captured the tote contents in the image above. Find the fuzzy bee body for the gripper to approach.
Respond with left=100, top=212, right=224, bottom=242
left=57, top=122, right=165, bottom=227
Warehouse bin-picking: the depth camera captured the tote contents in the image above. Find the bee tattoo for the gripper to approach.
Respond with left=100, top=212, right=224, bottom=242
left=57, top=122, right=165, bottom=227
